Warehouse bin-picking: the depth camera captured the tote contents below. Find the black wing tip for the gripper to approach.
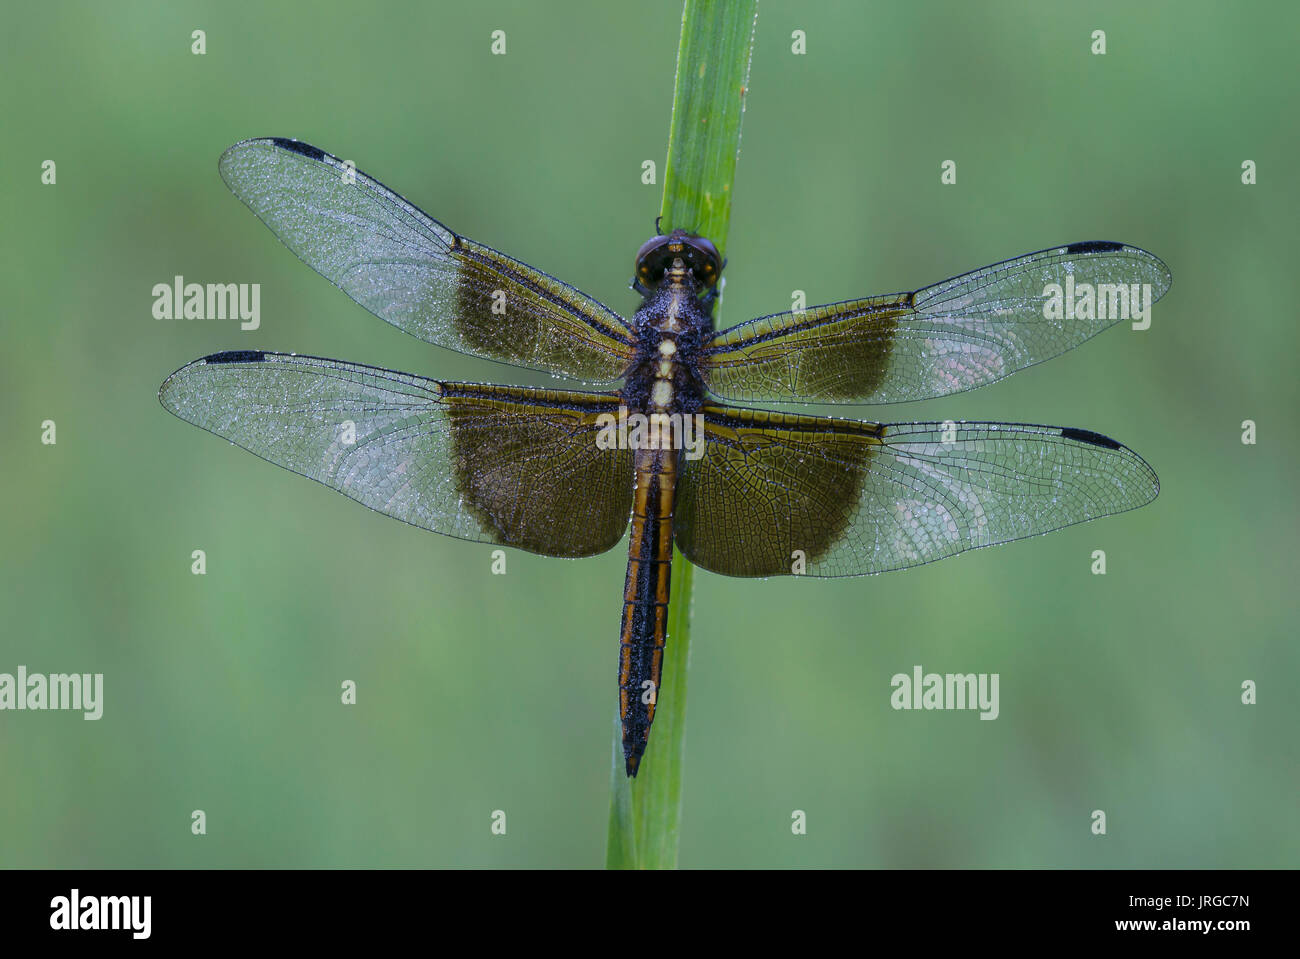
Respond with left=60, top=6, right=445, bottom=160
left=159, top=350, right=272, bottom=402
left=203, top=349, right=268, bottom=365
left=221, top=137, right=333, bottom=164
left=1064, top=240, right=1126, bottom=255
left=266, top=137, right=328, bottom=161
left=1063, top=240, right=1173, bottom=298
left=1060, top=426, right=1123, bottom=450
left=1059, top=427, right=1161, bottom=502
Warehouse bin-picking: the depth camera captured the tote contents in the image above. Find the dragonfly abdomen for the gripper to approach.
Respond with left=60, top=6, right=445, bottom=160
left=618, top=443, right=678, bottom=776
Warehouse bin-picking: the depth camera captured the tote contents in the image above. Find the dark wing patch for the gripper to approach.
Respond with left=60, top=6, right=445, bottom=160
left=159, top=352, right=633, bottom=557
left=676, top=406, right=883, bottom=577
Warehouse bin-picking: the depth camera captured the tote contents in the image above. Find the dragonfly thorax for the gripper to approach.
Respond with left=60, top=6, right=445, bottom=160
left=623, top=274, right=711, bottom=415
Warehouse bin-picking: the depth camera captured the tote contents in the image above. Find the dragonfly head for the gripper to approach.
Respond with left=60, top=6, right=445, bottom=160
left=635, top=228, right=722, bottom=290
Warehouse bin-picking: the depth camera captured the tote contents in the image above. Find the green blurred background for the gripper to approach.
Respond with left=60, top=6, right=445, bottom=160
left=2, top=1, right=1296, bottom=868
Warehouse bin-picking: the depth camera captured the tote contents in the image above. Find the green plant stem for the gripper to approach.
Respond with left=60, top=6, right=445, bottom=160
left=606, top=0, right=757, bottom=870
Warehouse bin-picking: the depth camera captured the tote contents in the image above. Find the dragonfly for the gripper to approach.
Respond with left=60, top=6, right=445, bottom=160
left=160, top=137, right=1171, bottom=775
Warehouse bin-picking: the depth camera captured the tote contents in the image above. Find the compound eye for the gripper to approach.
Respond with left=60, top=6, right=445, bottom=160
left=680, top=236, right=721, bottom=286
left=696, top=238, right=721, bottom=265
left=634, top=234, right=672, bottom=281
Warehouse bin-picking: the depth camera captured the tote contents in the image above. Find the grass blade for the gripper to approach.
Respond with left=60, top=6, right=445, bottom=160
left=606, top=0, right=757, bottom=870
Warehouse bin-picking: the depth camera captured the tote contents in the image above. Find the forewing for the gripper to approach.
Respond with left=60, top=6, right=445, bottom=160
left=701, top=242, right=1172, bottom=404
left=676, top=405, right=1158, bottom=577
left=218, top=138, right=636, bottom=381
left=159, top=351, right=633, bottom=557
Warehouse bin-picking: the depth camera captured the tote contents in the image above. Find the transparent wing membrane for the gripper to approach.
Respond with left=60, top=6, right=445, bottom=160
left=159, top=351, right=633, bottom=556
left=219, top=138, right=636, bottom=381
left=702, top=242, right=1171, bottom=404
